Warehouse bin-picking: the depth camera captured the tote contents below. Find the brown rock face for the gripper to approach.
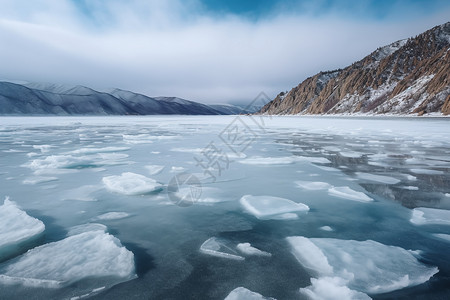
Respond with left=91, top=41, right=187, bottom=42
left=259, top=22, right=450, bottom=116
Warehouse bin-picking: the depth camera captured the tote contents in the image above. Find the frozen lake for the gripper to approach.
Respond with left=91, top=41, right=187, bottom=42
left=0, top=115, right=449, bottom=299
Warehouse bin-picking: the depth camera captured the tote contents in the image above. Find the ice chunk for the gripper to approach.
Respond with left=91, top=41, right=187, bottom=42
left=240, top=195, right=309, bottom=220
left=287, top=237, right=438, bottom=294
left=355, top=172, right=400, bottom=184
left=410, top=169, right=444, bottom=175
left=295, top=181, right=332, bottom=190
left=170, top=166, right=186, bottom=173
left=0, top=197, right=45, bottom=261
left=145, top=165, right=165, bottom=175
left=319, top=226, right=333, bottom=232
left=339, top=151, right=363, bottom=158
left=236, top=243, right=271, bottom=257
left=399, top=186, right=419, bottom=191
left=0, top=231, right=136, bottom=288
left=66, top=223, right=107, bottom=236
left=286, top=237, right=333, bottom=276
left=328, top=187, right=373, bottom=202
left=200, top=237, right=244, bottom=261
left=300, top=277, right=371, bottom=300
left=224, top=287, right=273, bottom=300
left=102, top=172, right=163, bottom=195
left=94, top=212, right=130, bottom=221
left=170, top=147, right=204, bottom=153
left=410, top=207, right=450, bottom=226
left=239, top=156, right=330, bottom=165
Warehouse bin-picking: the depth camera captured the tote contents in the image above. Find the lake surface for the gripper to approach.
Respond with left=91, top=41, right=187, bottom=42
left=0, top=116, right=449, bottom=299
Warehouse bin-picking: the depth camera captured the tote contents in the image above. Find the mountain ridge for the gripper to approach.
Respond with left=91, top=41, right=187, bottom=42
left=0, top=82, right=251, bottom=115
left=258, top=22, right=450, bottom=116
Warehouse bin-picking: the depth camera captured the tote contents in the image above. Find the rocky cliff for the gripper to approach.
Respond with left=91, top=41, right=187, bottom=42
left=259, top=22, right=450, bottom=116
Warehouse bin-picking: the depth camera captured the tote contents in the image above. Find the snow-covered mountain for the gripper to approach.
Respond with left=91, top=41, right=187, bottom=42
left=0, top=83, right=246, bottom=115
left=259, top=22, right=450, bottom=116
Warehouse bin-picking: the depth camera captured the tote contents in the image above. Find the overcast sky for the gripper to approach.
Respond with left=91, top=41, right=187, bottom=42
left=0, top=0, right=449, bottom=104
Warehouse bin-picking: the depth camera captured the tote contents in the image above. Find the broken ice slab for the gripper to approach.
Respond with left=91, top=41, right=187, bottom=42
left=200, top=237, right=244, bottom=261
left=0, top=197, right=45, bottom=262
left=240, top=195, right=309, bottom=220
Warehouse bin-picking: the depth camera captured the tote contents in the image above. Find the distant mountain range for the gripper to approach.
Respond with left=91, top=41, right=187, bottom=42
left=0, top=81, right=251, bottom=115
left=259, top=22, right=450, bottom=116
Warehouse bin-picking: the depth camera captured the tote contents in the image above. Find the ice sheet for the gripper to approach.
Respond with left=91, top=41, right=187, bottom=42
left=328, top=187, right=373, bottom=202
left=0, top=230, right=136, bottom=288
left=240, top=195, right=309, bottom=220
left=287, top=237, right=438, bottom=294
left=102, top=172, right=163, bottom=195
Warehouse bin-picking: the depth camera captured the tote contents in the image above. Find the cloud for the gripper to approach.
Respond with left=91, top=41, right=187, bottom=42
left=0, top=0, right=449, bottom=103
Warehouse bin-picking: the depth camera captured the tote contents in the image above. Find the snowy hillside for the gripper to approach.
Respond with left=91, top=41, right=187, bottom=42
left=259, top=22, right=450, bottom=116
left=0, top=82, right=245, bottom=115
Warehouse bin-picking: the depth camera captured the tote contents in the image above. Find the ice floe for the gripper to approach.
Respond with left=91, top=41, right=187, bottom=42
left=240, top=195, right=309, bottom=220
left=102, top=172, right=163, bottom=195
left=236, top=243, right=271, bottom=257
left=399, top=186, right=419, bottom=191
left=295, top=181, right=332, bottom=190
left=145, top=165, right=165, bottom=175
left=410, top=207, right=450, bottom=226
left=328, top=187, right=373, bottom=202
left=0, top=198, right=45, bottom=261
left=433, top=233, right=450, bottom=243
left=94, top=212, right=131, bottom=221
left=200, top=237, right=244, bottom=261
left=224, top=287, right=273, bottom=300
left=300, top=276, right=371, bottom=300
left=339, top=151, right=363, bottom=158
left=319, top=226, right=333, bottom=232
left=70, top=146, right=130, bottom=154
left=239, top=156, right=330, bottom=165
left=0, top=230, right=136, bottom=288
left=66, top=223, right=107, bottom=236
left=355, top=172, right=400, bottom=184
left=287, top=236, right=438, bottom=294
left=410, top=169, right=444, bottom=175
